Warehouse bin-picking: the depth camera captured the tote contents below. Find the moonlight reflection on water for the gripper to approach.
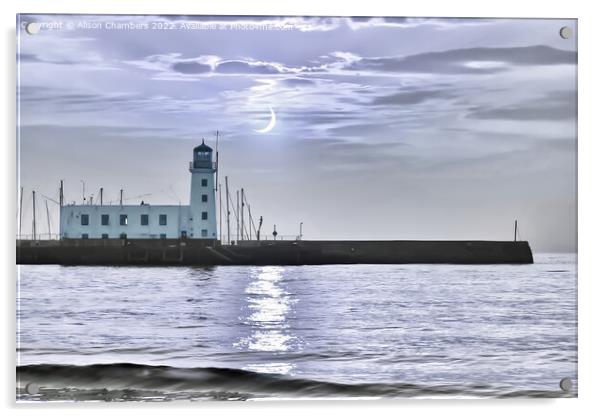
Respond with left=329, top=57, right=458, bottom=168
left=236, top=267, right=298, bottom=375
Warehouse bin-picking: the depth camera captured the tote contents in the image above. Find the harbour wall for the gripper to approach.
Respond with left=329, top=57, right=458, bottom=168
left=17, top=239, right=534, bottom=265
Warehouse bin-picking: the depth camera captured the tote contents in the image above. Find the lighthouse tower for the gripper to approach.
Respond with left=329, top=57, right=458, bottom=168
left=189, top=140, right=217, bottom=239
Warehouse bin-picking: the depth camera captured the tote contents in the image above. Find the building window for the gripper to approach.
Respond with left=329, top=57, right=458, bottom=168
left=141, top=214, right=149, bottom=225
left=81, top=233, right=89, bottom=239
left=81, top=214, right=89, bottom=226
left=159, top=214, right=167, bottom=225
left=101, top=233, right=109, bottom=239
left=201, top=179, right=208, bottom=187
left=120, top=233, right=127, bottom=239
left=101, top=214, right=109, bottom=226
left=202, top=212, right=208, bottom=220
left=160, top=233, right=166, bottom=239
left=202, top=194, right=208, bottom=202
left=181, top=231, right=187, bottom=239
left=120, top=214, right=128, bottom=226
left=201, top=229, right=208, bottom=237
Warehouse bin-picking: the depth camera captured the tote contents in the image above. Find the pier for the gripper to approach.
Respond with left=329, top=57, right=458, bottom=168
left=16, top=239, right=534, bottom=265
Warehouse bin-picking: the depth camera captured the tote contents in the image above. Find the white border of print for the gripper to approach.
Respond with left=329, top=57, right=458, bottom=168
left=2, top=1, right=600, bottom=416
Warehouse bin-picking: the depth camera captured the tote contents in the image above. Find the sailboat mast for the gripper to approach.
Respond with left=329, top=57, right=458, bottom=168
left=32, top=190, right=36, bottom=240
left=215, top=130, right=219, bottom=193
left=219, top=183, right=223, bottom=244
left=514, top=220, right=518, bottom=242
left=19, top=186, right=23, bottom=238
left=225, top=176, right=230, bottom=244
left=241, top=188, right=245, bottom=241
left=45, top=199, right=51, bottom=239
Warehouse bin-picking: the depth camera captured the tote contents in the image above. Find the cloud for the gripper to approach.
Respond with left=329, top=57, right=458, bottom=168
left=126, top=45, right=577, bottom=82
left=171, top=61, right=212, bottom=74
left=17, top=85, right=220, bottom=125
left=345, top=17, right=498, bottom=30
left=214, top=60, right=284, bottom=74
left=279, top=77, right=316, bottom=86
left=129, top=54, right=311, bottom=76
left=468, top=106, right=573, bottom=121
left=17, top=52, right=77, bottom=65
left=347, top=45, right=576, bottom=74
left=372, top=89, right=456, bottom=105
left=276, top=109, right=358, bottom=127
left=467, top=90, right=577, bottom=121
left=125, top=53, right=219, bottom=75
left=63, top=15, right=499, bottom=33
left=18, top=53, right=43, bottom=63
left=151, top=15, right=341, bottom=32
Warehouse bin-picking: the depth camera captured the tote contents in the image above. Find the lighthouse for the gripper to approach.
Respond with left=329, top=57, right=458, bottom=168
left=188, top=139, right=217, bottom=239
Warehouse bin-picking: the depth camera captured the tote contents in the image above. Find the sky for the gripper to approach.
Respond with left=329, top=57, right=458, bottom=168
left=16, top=15, right=577, bottom=252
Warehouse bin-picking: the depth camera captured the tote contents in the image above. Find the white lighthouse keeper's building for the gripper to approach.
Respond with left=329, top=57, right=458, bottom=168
left=59, top=140, right=218, bottom=240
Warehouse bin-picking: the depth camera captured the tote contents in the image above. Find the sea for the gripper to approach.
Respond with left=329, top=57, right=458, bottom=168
left=16, top=253, right=577, bottom=401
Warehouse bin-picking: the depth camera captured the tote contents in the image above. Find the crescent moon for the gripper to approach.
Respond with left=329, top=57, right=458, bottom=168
left=255, top=107, right=276, bottom=133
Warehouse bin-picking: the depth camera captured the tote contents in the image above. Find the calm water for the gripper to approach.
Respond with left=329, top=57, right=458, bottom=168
left=16, top=254, right=577, bottom=400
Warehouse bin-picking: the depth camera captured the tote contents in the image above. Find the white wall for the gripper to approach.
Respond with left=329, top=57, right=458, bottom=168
left=60, top=204, right=189, bottom=239
left=189, top=169, right=217, bottom=239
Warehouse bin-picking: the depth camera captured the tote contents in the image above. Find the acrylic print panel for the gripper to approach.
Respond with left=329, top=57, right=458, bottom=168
left=16, top=15, right=577, bottom=401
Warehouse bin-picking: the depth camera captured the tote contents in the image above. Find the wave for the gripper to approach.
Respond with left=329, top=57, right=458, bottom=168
left=16, top=363, right=574, bottom=401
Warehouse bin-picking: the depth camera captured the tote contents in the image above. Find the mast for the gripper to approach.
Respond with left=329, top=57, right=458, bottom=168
left=257, top=216, right=263, bottom=241
left=32, top=190, right=36, bottom=240
left=19, top=186, right=23, bottom=238
left=215, top=130, right=219, bottom=193
left=225, top=176, right=231, bottom=244
left=248, top=203, right=252, bottom=240
left=59, top=181, right=63, bottom=239
left=219, top=183, right=223, bottom=244
left=514, top=220, right=517, bottom=242
left=236, top=190, right=240, bottom=242
left=100, top=187, right=103, bottom=206
left=243, top=190, right=254, bottom=240
left=45, top=199, right=51, bottom=239
left=120, top=189, right=123, bottom=206
left=241, top=188, right=245, bottom=241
